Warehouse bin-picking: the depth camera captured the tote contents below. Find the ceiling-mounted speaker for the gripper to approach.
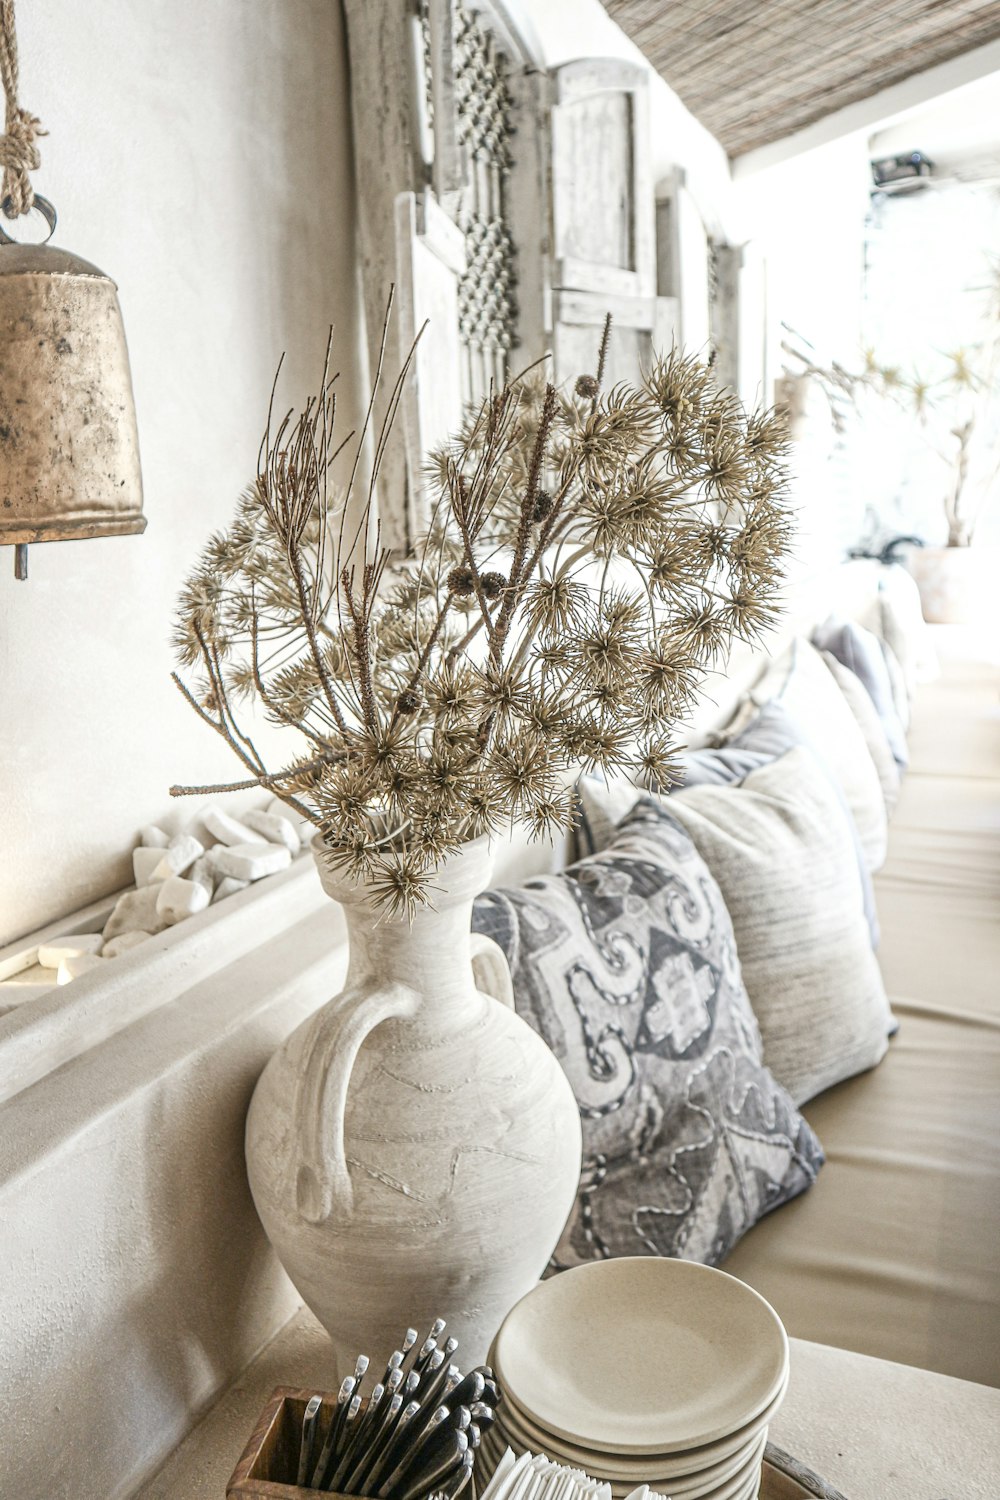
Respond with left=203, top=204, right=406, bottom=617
left=871, top=150, right=935, bottom=195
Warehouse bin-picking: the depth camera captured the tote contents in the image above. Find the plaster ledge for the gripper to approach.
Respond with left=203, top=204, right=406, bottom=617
left=0, top=857, right=327, bottom=1106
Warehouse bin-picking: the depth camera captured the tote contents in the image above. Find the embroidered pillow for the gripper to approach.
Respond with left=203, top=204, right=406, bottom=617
left=667, top=749, right=895, bottom=1105
left=472, top=797, right=824, bottom=1268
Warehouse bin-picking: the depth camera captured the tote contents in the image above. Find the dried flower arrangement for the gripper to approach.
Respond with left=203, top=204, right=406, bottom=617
left=172, top=308, right=792, bottom=915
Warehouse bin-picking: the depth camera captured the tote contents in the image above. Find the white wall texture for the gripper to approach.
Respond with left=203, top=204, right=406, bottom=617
left=0, top=871, right=345, bottom=1500
left=0, top=0, right=364, bottom=947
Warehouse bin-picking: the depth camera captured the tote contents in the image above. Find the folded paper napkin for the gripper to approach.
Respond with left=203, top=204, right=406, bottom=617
left=479, top=1448, right=666, bottom=1500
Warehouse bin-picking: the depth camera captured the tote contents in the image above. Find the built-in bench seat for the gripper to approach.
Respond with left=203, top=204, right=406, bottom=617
left=725, top=634, right=1000, bottom=1389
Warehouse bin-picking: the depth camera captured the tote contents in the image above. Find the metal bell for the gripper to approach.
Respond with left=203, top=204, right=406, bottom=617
left=0, top=196, right=145, bottom=578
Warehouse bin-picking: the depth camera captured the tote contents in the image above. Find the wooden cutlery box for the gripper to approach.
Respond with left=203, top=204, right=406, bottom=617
left=225, top=1387, right=846, bottom=1500
left=227, top=1386, right=354, bottom=1499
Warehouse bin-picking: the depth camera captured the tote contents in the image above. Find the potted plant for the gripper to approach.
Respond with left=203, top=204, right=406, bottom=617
left=783, top=261, right=1000, bottom=624
left=172, top=307, right=792, bottom=1372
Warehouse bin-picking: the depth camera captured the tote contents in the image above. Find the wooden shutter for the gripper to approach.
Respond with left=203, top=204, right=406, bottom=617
left=546, top=59, right=668, bottom=384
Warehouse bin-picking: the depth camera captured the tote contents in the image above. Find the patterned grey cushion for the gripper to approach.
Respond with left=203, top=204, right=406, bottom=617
left=472, top=797, right=824, bottom=1268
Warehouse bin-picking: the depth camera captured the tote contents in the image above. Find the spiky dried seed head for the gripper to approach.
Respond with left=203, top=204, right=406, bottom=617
left=447, top=566, right=476, bottom=597
left=575, top=374, right=599, bottom=400
left=481, top=571, right=508, bottom=599
left=532, top=489, right=554, bottom=522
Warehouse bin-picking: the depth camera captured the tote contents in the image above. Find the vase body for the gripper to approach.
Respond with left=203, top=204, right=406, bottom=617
left=905, top=544, right=993, bottom=625
left=245, top=838, right=582, bottom=1375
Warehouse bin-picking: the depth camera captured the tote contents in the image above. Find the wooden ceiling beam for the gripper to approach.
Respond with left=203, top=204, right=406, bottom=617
left=602, top=0, right=1000, bottom=156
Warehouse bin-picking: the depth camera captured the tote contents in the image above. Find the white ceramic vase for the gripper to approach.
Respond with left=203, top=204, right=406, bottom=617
left=245, top=836, right=582, bottom=1375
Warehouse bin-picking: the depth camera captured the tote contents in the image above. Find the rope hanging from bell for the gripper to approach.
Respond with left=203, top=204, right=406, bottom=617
left=0, top=0, right=45, bottom=223
left=0, top=0, right=145, bottom=580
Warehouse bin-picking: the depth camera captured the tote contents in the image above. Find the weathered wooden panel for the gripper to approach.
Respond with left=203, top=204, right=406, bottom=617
left=549, top=58, right=654, bottom=301
left=555, top=319, right=653, bottom=386
left=504, top=63, right=552, bottom=374
left=342, top=0, right=424, bottom=553
left=655, top=170, right=711, bottom=356
left=395, top=191, right=466, bottom=544
left=553, top=91, right=634, bottom=271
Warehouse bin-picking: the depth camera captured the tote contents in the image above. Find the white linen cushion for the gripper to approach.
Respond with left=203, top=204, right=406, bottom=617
left=821, top=650, right=901, bottom=816
left=878, top=563, right=938, bottom=694
left=704, top=697, right=880, bottom=947
left=751, top=637, right=889, bottom=871
left=811, top=613, right=908, bottom=769
left=880, top=635, right=911, bottom=731
left=667, top=748, right=894, bottom=1104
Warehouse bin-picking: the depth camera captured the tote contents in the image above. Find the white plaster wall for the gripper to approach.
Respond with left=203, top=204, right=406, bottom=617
left=733, top=138, right=876, bottom=571
left=0, top=0, right=363, bottom=947
left=734, top=136, right=873, bottom=388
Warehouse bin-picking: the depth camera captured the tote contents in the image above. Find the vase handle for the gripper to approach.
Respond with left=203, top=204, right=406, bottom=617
left=294, top=980, right=420, bottom=1225
left=470, top=932, right=515, bottom=1010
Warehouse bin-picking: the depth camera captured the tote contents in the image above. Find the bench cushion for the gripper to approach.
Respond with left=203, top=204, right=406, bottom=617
left=726, top=645, right=1000, bottom=1388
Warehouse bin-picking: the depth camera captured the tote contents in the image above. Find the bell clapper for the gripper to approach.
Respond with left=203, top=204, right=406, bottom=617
left=14, top=544, right=28, bottom=580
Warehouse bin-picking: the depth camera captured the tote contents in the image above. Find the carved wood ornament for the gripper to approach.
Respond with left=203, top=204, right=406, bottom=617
left=341, top=0, right=676, bottom=553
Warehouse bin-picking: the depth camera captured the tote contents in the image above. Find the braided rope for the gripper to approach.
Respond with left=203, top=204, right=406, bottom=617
left=0, top=0, right=44, bottom=217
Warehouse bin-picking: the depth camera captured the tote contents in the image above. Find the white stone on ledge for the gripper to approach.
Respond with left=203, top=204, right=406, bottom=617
left=37, top=933, right=104, bottom=968
left=267, top=797, right=313, bottom=842
left=104, top=886, right=171, bottom=941
left=156, top=876, right=211, bottom=925
left=212, top=876, right=249, bottom=903
left=152, top=834, right=205, bottom=881
left=57, top=952, right=105, bottom=984
left=103, top=931, right=152, bottom=958
left=243, top=808, right=302, bottom=855
left=133, top=847, right=167, bottom=887
left=202, top=807, right=260, bottom=847
left=140, top=825, right=171, bottom=848
left=212, top=843, right=292, bottom=881
left=189, top=856, right=216, bottom=896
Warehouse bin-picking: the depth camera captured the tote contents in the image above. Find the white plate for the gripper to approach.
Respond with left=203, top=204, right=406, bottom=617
left=494, top=1259, right=787, bottom=1454
left=493, top=1403, right=767, bottom=1494
left=671, top=1435, right=764, bottom=1500
left=476, top=1427, right=766, bottom=1500
left=494, top=1369, right=788, bottom=1480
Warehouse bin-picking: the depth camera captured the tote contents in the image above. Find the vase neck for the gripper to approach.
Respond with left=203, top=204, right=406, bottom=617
left=342, top=896, right=481, bottom=1029
left=316, top=838, right=495, bottom=1029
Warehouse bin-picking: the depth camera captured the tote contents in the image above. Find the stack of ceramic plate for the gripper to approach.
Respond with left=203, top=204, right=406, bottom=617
left=478, top=1259, right=789, bottom=1500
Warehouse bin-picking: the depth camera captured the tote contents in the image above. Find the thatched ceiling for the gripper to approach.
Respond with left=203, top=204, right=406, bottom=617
left=601, top=0, right=1000, bottom=157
